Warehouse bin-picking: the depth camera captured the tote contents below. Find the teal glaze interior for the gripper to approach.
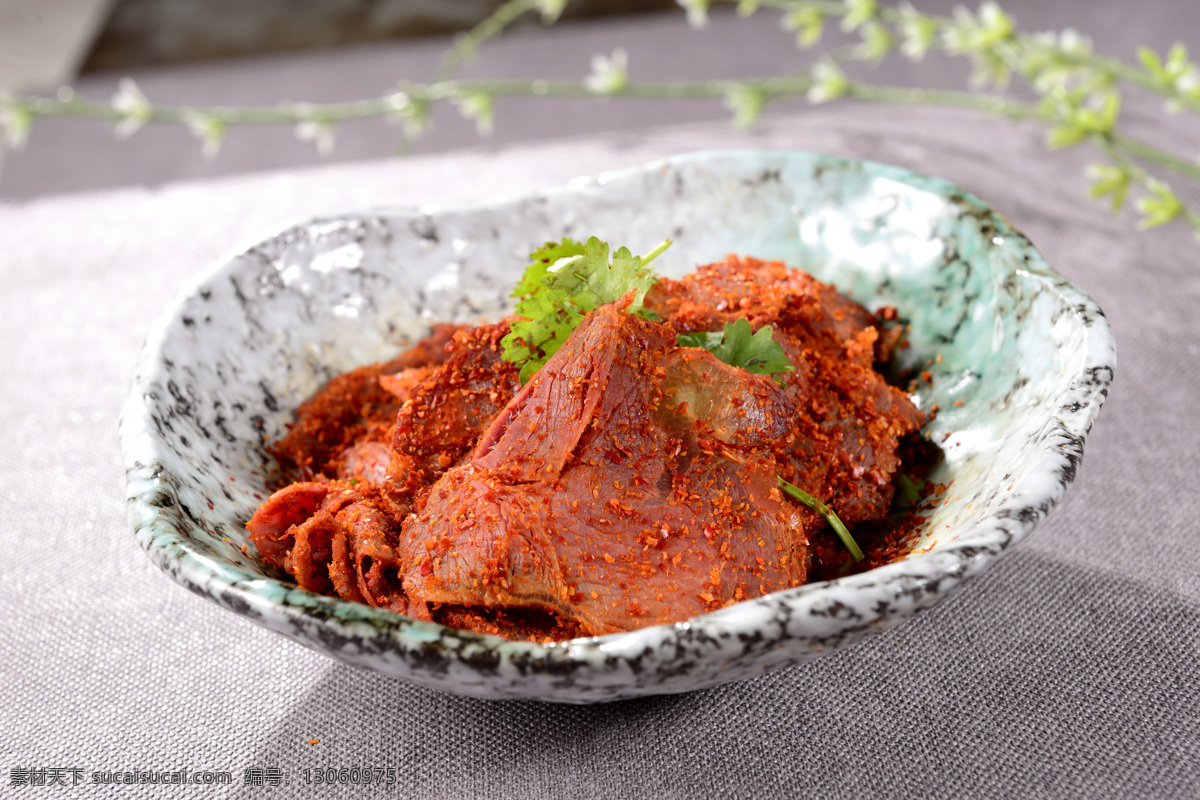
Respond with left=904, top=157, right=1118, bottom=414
left=121, top=150, right=1114, bottom=701
left=786, top=169, right=1097, bottom=554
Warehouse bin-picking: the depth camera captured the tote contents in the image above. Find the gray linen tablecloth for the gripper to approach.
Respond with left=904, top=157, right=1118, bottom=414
left=2, top=19, right=1199, bottom=797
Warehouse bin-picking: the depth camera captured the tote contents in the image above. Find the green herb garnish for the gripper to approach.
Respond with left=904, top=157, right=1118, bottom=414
left=503, top=235, right=794, bottom=386
left=501, top=236, right=671, bottom=383
left=503, top=234, right=857, bottom=559
left=777, top=476, right=864, bottom=561
left=678, top=318, right=794, bottom=385
left=892, top=473, right=926, bottom=511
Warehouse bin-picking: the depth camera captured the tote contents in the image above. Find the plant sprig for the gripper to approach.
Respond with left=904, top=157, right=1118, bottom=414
left=778, top=476, right=864, bottom=560
left=501, top=236, right=669, bottom=383
left=3, top=0, right=1198, bottom=240
left=678, top=318, right=795, bottom=384
left=504, top=236, right=800, bottom=386
left=501, top=234, right=861, bottom=558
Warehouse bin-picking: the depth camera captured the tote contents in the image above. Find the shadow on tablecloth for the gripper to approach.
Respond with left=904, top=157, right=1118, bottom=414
left=231, top=547, right=1199, bottom=799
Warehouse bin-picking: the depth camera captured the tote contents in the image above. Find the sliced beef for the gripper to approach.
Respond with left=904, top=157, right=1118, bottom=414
left=269, top=323, right=463, bottom=480
left=393, top=321, right=520, bottom=466
left=398, top=302, right=811, bottom=636
left=337, top=440, right=393, bottom=483
left=656, top=347, right=793, bottom=448
left=249, top=256, right=927, bottom=642
left=247, top=323, right=520, bottom=611
left=648, top=255, right=924, bottom=523
left=246, top=480, right=408, bottom=609
left=244, top=481, right=332, bottom=570
left=647, top=254, right=901, bottom=366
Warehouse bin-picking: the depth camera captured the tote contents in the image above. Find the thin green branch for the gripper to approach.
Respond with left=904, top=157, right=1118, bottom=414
left=14, top=72, right=1194, bottom=204
left=1058, top=49, right=1200, bottom=115
left=732, top=0, right=849, bottom=15
left=22, top=94, right=403, bottom=125
left=4, top=0, right=1199, bottom=241
left=737, top=0, right=1200, bottom=114
left=1111, top=131, right=1200, bottom=182
left=778, top=476, right=863, bottom=560
left=842, top=81, right=1047, bottom=121
left=13, top=75, right=819, bottom=129
left=1095, top=135, right=1200, bottom=233
left=434, top=0, right=547, bottom=83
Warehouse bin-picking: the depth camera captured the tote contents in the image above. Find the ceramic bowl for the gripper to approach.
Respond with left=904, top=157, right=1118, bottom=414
left=120, top=150, right=1114, bottom=703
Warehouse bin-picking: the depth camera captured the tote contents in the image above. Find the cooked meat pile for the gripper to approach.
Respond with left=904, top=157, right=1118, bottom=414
left=247, top=255, right=925, bottom=640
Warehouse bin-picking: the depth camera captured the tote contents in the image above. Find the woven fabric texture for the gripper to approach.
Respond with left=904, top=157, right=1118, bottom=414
left=1, top=102, right=1197, bottom=798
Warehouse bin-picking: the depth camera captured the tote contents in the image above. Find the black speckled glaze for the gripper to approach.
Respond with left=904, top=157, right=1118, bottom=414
left=120, top=150, right=1115, bottom=702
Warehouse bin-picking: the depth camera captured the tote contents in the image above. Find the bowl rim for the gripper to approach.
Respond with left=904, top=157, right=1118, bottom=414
left=120, top=148, right=1116, bottom=691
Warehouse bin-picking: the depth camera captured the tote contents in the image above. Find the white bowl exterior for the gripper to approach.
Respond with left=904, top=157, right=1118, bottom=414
left=121, top=150, right=1114, bottom=702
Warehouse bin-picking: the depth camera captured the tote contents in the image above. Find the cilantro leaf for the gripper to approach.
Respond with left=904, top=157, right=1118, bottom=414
left=892, top=472, right=926, bottom=510
left=501, top=236, right=669, bottom=383
left=511, top=237, right=587, bottom=299
left=675, top=329, right=724, bottom=350
left=503, top=238, right=853, bottom=559
left=678, top=318, right=794, bottom=383
left=547, top=237, right=657, bottom=318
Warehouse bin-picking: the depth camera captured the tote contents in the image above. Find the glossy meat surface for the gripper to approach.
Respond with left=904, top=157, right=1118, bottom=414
left=247, top=256, right=925, bottom=640
left=401, top=303, right=808, bottom=635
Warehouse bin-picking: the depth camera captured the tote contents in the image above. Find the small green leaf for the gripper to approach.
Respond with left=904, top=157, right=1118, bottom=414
left=676, top=329, right=723, bottom=350
left=294, top=118, right=337, bottom=155
left=1138, top=46, right=1166, bottom=80
left=943, top=2, right=1014, bottom=55
left=897, top=7, right=937, bottom=61
left=1139, top=43, right=1195, bottom=90
left=110, top=77, right=152, bottom=139
left=1136, top=180, right=1183, bottom=230
left=841, top=0, right=877, bottom=33
left=736, top=0, right=759, bottom=17
left=677, top=318, right=794, bottom=383
left=454, top=91, right=494, bottom=135
left=1086, top=163, right=1131, bottom=212
left=807, top=60, right=849, bottom=104
left=182, top=111, right=226, bottom=158
left=0, top=96, right=33, bottom=149
left=1072, top=91, right=1120, bottom=134
left=678, top=0, right=710, bottom=29
left=969, top=50, right=1011, bottom=89
left=1030, top=64, right=1071, bottom=94
left=1057, top=28, right=1092, bottom=55
left=781, top=7, right=824, bottom=48
left=584, top=49, right=629, bottom=95
left=512, top=238, right=587, bottom=299
left=388, top=93, right=430, bottom=142
left=892, top=473, right=925, bottom=510
left=535, top=0, right=567, bottom=23
left=723, top=84, right=767, bottom=128
left=1046, top=124, right=1085, bottom=150
left=1097, top=91, right=1121, bottom=128
left=1167, top=42, right=1190, bottom=73
left=1045, top=90, right=1121, bottom=148
left=501, top=236, right=669, bottom=383
left=855, top=21, right=894, bottom=64
left=978, top=1, right=1015, bottom=43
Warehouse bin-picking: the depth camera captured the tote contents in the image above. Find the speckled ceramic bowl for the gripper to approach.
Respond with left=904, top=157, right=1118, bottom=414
left=120, top=150, right=1114, bottom=703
